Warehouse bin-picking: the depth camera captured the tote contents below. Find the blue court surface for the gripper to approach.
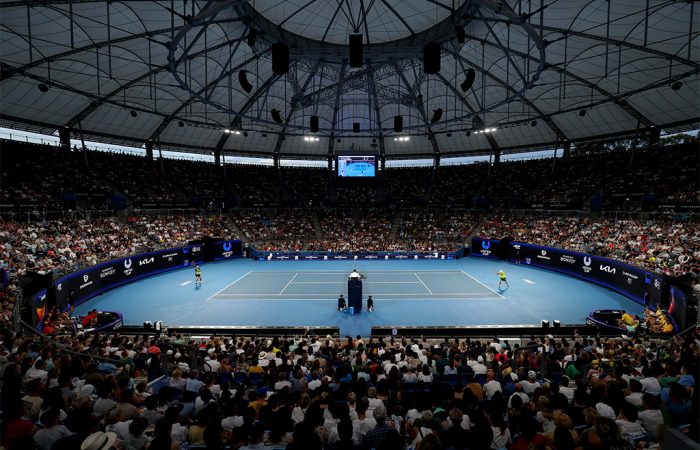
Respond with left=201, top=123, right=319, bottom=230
left=74, top=258, right=644, bottom=337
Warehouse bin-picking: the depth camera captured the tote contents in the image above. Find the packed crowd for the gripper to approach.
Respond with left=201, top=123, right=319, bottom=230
left=2, top=210, right=700, bottom=277
left=0, top=323, right=697, bottom=450
left=3, top=139, right=697, bottom=211
left=480, top=215, right=700, bottom=277
left=310, top=210, right=397, bottom=253
left=0, top=215, right=233, bottom=278
left=1, top=142, right=111, bottom=210
left=233, top=210, right=315, bottom=252
left=397, top=212, right=475, bottom=252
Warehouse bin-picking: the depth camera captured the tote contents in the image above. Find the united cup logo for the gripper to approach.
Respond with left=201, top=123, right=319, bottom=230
left=582, top=256, right=592, bottom=273
left=222, top=242, right=233, bottom=258
left=123, top=258, right=133, bottom=275
left=481, top=240, right=491, bottom=250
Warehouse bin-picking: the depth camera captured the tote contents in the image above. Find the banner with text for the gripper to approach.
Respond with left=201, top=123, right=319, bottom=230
left=53, top=247, right=195, bottom=310
left=507, top=241, right=663, bottom=305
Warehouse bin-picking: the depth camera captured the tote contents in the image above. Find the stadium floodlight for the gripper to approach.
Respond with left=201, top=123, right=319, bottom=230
left=393, top=136, right=410, bottom=142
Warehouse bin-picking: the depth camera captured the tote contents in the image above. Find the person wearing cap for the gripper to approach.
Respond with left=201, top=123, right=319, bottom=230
left=521, top=371, right=540, bottom=395
left=496, top=269, right=509, bottom=288
left=471, top=355, right=488, bottom=375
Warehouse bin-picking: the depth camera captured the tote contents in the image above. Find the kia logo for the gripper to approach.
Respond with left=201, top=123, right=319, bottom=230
left=481, top=240, right=491, bottom=250
left=583, top=256, right=591, bottom=266
left=600, top=265, right=616, bottom=274
left=124, top=259, right=132, bottom=268
left=139, top=257, right=154, bottom=266
left=83, top=275, right=89, bottom=282
left=223, top=242, right=233, bottom=252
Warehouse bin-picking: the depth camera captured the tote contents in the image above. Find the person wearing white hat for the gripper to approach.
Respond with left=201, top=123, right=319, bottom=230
left=595, top=402, right=616, bottom=419
left=80, top=431, right=118, bottom=450
left=521, top=370, right=541, bottom=395
left=472, top=356, right=488, bottom=375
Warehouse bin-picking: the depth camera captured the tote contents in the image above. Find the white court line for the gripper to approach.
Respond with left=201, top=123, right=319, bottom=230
left=459, top=270, right=505, bottom=299
left=210, top=293, right=502, bottom=301
left=278, top=273, right=298, bottom=295
left=207, top=271, right=252, bottom=302
left=181, top=281, right=192, bottom=286
left=212, top=292, right=502, bottom=297
left=523, top=279, right=536, bottom=285
left=248, top=270, right=463, bottom=275
left=413, top=273, right=434, bottom=295
left=290, top=281, right=423, bottom=284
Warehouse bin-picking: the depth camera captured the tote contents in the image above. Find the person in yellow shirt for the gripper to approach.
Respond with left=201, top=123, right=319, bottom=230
left=496, top=269, right=509, bottom=288
left=619, top=312, right=639, bottom=333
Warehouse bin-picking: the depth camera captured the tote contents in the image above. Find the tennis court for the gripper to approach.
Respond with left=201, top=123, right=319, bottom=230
left=208, top=270, right=504, bottom=301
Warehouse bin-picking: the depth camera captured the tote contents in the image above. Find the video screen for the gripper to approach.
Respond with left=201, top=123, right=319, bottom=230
left=337, top=155, right=376, bottom=177
left=668, top=284, right=688, bottom=330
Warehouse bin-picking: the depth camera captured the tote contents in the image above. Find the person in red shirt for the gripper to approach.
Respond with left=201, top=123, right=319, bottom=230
left=81, top=309, right=98, bottom=327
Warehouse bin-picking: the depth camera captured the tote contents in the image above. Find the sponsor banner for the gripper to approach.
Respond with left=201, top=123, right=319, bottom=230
left=507, top=241, right=662, bottom=305
left=257, top=250, right=454, bottom=261
left=470, top=237, right=501, bottom=259
left=54, top=247, right=192, bottom=309
left=212, top=240, right=243, bottom=261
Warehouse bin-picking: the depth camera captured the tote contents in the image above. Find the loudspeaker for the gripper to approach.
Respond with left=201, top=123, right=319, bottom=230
left=353, top=122, right=360, bottom=133
left=456, top=26, right=465, bottom=43
left=271, top=109, right=284, bottom=124
left=58, top=127, right=71, bottom=148
left=310, top=115, right=319, bottom=132
left=247, top=29, right=257, bottom=48
left=460, top=68, right=476, bottom=92
left=271, top=43, right=289, bottom=75
left=349, top=34, right=363, bottom=68
left=238, top=70, right=253, bottom=93
left=553, top=320, right=561, bottom=328
left=393, top=115, right=403, bottom=132
left=430, top=108, right=443, bottom=124
left=423, top=42, right=441, bottom=74
left=541, top=320, right=549, bottom=329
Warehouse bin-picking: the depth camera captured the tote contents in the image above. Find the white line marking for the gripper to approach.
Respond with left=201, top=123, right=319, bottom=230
left=209, top=295, right=502, bottom=301
left=247, top=270, right=463, bottom=275
left=207, top=271, right=252, bottom=302
left=414, top=273, right=434, bottom=295
left=212, top=292, right=501, bottom=297
left=522, top=279, right=536, bottom=285
left=181, top=281, right=192, bottom=286
left=459, top=270, right=506, bottom=299
left=278, top=273, right=298, bottom=295
left=290, top=281, right=423, bottom=284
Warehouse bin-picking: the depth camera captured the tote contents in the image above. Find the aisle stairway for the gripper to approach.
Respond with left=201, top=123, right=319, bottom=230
left=388, top=210, right=403, bottom=241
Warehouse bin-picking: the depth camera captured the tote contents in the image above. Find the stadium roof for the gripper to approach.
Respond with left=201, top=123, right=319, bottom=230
left=0, top=0, right=698, bottom=160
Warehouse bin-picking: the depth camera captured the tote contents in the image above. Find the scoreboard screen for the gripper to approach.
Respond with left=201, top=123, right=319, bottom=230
left=337, top=155, right=376, bottom=177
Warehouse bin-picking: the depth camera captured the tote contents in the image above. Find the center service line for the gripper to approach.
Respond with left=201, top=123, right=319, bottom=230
left=278, top=273, right=299, bottom=295
left=414, top=273, right=434, bottom=295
